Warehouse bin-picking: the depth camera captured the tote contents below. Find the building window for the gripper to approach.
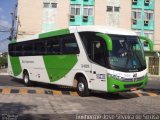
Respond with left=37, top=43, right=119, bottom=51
left=144, top=12, right=154, bottom=20
left=114, top=7, right=120, bottom=12
left=132, top=0, right=138, bottom=5
left=43, top=2, right=57, bottom=8
left=83, top=6, right=94, bottom=16
left=144, top=0, right=150, bottom=6
left=51, top=3, right=57, bottom=8
left=107, top=6, right=113, bottom=12
left=70, top=5, right=80, bottom=15
left=144, top=32, right=154, bottom=40
left=107, top=6, right=120, bottom=12
left=43, top=3, right=50, bottom=8
left=132, top=11, right=141, bottom=19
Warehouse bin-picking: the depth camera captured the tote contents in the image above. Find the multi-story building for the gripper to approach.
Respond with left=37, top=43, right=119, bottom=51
left=17, top=0, right=132, bottom=37
left=17, top=0, right=160, bottom=75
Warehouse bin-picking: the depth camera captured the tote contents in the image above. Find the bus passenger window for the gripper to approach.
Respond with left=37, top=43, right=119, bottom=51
left=23, top=44, right=33, bottom=56
left=92, top=40, right=106, bottom=67
left=34, top=41, right=45, bottom=55
left=62, top=35, right=79, bottom=54
left=46, top=38, right=61, bottom=55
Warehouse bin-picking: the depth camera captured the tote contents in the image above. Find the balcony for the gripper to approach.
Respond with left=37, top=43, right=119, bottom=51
left=70, top=0, right=94, bottom=5
left=143, top=20, right=154, bottom=30
left=131, top=19, right=154, bottom=30
left=144, top=0, right=154, bottom=10
left=69, top=15, right=94, bottom=26
left=83, top=0, right=95, bottom=6
left=132, top=0, right=154, bottom=10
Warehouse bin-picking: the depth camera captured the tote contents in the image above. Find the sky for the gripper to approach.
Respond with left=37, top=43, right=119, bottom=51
left=0, top=0, right=17, bottom=52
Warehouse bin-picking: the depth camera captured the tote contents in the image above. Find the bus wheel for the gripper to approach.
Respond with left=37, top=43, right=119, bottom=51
left=77, top=77, right=90, bottom=97
left=23, top=71, right=31, bottom=86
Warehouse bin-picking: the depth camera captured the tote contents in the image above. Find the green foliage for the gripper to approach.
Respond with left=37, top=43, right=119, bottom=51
left=0, top=56, right=7, bottom=68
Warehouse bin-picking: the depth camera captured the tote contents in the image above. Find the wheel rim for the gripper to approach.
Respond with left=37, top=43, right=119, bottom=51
left=78, top=82, right=85, bottom=92
left=24, top=74, right=29, bottom=84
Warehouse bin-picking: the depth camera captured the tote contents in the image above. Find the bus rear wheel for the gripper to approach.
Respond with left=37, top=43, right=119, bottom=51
left=77, top=77, right=90, bottom=97
left=23, top=71, right=32, bottom=86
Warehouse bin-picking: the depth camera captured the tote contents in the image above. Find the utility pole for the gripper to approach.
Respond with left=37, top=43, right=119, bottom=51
left=10, top=4, right=18, bottom=41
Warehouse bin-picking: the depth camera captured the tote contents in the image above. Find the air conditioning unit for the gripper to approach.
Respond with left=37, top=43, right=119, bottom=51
left=132, top=19, right=137, bottom=25
left=144, top=0, right=150, bottom=5
left=83, top=16, right=88, bottom=21
left=144, top=20, right=149, bottom=26
left=132, top=0, right=138, bottom=5
left=70, top=15, right=75, bottom=21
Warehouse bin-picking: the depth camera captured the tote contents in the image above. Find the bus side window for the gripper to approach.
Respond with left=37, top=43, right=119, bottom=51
left=23, top=43, right=33, bottom=56
left=46, top=37, right=61, bottom=55
left=9, top=44, right=14, bottom=56
left=92, top=37, right=106, bottom=67
left=79, top=32, right=107, bottom=67
left=34, top=41, right=46, bottom=55
left=16, top=44, right=23, bottom=56
left=62, top=34, right=79, bottom=54
left=79, top=32, right=92, bottom=59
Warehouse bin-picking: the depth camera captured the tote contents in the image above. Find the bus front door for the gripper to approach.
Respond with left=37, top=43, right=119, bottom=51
left=90, top=40, right=107, bottom=91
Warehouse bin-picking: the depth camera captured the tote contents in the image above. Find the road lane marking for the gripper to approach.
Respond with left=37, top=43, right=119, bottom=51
left=19, top=89, right=28, bottom=94
left=53, top=90, right=62, bottom=95
left=2, top=88, right=11, bottom=94
left=70, top=91, right=79, bottom=96
left=147, top=92, right=158, bottom=97
left=134, top=92, right=143, bottom=97
left=36, top=89, right=45, bottom=94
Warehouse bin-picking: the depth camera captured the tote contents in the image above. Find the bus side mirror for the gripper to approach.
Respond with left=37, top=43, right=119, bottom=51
left=96, top=33, right=113, bottom=51
left=139, top=36, right=153, bottom=52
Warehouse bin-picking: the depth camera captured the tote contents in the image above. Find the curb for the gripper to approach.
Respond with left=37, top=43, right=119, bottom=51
left=0, top=87, right=159, bottom=97
left=0, top=73, right=8, bottom=75
left=0, top=88, right=79, bottom=96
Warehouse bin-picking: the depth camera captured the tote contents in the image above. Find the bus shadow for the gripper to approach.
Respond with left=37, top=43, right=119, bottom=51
left=90, top=92, right=139, bottom=100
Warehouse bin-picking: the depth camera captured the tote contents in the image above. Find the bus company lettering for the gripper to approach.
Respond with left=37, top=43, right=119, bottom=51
left=22, top=60, right=34, bottom=63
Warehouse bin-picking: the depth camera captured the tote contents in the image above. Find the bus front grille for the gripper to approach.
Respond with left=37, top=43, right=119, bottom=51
left=124, top=83, right=143, bottom=89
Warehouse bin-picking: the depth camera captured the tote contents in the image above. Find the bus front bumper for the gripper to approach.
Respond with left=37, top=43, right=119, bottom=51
left=107, top=75, right=148, bottom=93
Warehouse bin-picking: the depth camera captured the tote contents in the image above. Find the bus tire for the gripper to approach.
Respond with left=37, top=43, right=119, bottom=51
left=23, top=71, right=32, bottom=86
left=77, top=77, right=90, bottom=97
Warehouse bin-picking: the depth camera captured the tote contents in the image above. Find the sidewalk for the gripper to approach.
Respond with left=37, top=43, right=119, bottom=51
left=0, top=68, right=8, bottom=75
left=148, top=75, right=160, bottom=80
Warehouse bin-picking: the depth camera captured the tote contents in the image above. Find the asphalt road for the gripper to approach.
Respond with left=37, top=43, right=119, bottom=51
left=0, top=75, right=25, bottom=87
left=0, top=75, right=160, bottom=120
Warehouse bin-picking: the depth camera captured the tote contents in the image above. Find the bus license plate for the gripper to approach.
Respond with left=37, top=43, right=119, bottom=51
left=130, top=88, right=137, bottom=91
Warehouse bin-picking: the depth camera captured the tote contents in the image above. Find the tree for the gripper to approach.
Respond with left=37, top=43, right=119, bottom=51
left=0, top=56, right=7, bottom=68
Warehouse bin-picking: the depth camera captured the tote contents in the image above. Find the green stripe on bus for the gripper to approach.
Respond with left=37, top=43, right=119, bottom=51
left=39, top=29, right=70, bottom=39
left=9, top=56, right=22, bottom=76
left=43, top=55, right=78, bottom=82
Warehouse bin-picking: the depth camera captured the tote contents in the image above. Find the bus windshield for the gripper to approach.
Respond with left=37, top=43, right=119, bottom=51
left=108, top=35, right=146, bottom=72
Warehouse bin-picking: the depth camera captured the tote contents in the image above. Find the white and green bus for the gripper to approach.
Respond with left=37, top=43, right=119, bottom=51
left=8, top=26, right=153, bottom=97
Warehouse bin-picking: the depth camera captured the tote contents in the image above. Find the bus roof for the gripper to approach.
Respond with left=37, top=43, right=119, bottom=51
left=16, top=25, right=137, bottom=42
left=70, top=26, right=137, bottom=36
